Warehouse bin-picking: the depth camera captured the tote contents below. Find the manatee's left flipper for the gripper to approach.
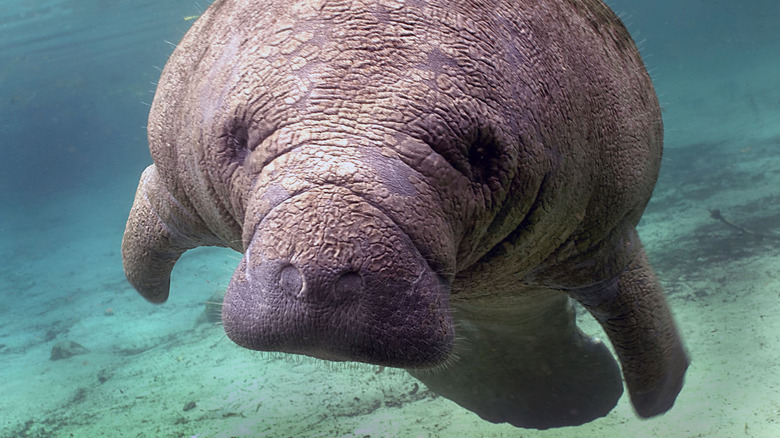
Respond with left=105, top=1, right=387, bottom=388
left=569, top=233, right=689, bottom=418
left=122, top=165, right=219, bottom=303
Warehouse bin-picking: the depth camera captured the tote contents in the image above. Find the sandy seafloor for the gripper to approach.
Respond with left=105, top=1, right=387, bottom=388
left=2, top=2, right=780, bottom=438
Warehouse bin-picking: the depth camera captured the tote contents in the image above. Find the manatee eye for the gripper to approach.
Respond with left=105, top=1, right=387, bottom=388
left=221, top=121, right=250, bottom=164
left=469, top=142, right=488, bottom=164
left=417, top=118, right=510, bottom=191
left=468, top=127, right=508, bottom=192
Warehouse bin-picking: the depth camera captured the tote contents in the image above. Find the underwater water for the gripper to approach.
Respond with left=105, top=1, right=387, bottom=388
left=1, top=0, right=779, bottom=436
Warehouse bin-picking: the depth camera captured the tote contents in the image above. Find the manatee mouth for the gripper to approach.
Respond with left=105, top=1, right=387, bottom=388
left=221, top=187, right=454, bottom=368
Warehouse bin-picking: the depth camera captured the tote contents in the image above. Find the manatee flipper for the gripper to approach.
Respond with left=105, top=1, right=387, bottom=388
left=122, top=165, right=218, bottom=303
left=570, top=236, right=689, bottom=418
left=409, top=292, right=623, bottom=429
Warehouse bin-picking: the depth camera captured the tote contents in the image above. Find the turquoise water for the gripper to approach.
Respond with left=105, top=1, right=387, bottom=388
left=1, top=1, right=779, bottom=437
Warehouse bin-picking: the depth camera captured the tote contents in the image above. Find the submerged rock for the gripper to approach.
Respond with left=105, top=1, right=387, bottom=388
left=50, top=340, right=89, bottom=361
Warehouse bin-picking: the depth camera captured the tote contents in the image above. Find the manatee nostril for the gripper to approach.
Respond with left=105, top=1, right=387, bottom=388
left=278, top=264, right=303, bottom=297
left=334, top=271, right=363, bottom=301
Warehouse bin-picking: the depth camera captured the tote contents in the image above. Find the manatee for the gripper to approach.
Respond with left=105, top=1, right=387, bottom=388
left=122, top=0, right=688, bottom=429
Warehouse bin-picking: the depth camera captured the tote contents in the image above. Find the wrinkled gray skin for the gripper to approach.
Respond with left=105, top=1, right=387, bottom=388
left=122, top=0, right=688, bottom=429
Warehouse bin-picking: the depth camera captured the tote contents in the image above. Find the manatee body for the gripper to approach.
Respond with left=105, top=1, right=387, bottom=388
left=122, top=0, right=688, bottom=429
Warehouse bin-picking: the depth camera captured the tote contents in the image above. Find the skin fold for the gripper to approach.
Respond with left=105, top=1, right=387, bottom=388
left=122, top=0, right=688, bottom=429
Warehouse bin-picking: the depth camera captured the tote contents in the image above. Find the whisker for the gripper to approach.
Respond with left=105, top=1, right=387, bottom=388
left=211, top=333, right=231, bottom=346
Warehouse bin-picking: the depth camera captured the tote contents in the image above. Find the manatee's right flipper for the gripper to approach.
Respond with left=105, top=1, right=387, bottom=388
left=122, top=165, right=217, bottom=303
left=569, top=233, right=689, bottom=418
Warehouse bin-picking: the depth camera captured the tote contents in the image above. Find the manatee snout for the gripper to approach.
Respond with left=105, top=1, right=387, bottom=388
left=222, top=187, right=454, bottom=367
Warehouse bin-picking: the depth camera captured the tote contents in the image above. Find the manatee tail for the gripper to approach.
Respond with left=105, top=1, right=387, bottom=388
left=121, top=165, right=217, bottom=303
left=570, top=238, right=689, bottom=418
left=409, top=292, right=624, bottom=429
